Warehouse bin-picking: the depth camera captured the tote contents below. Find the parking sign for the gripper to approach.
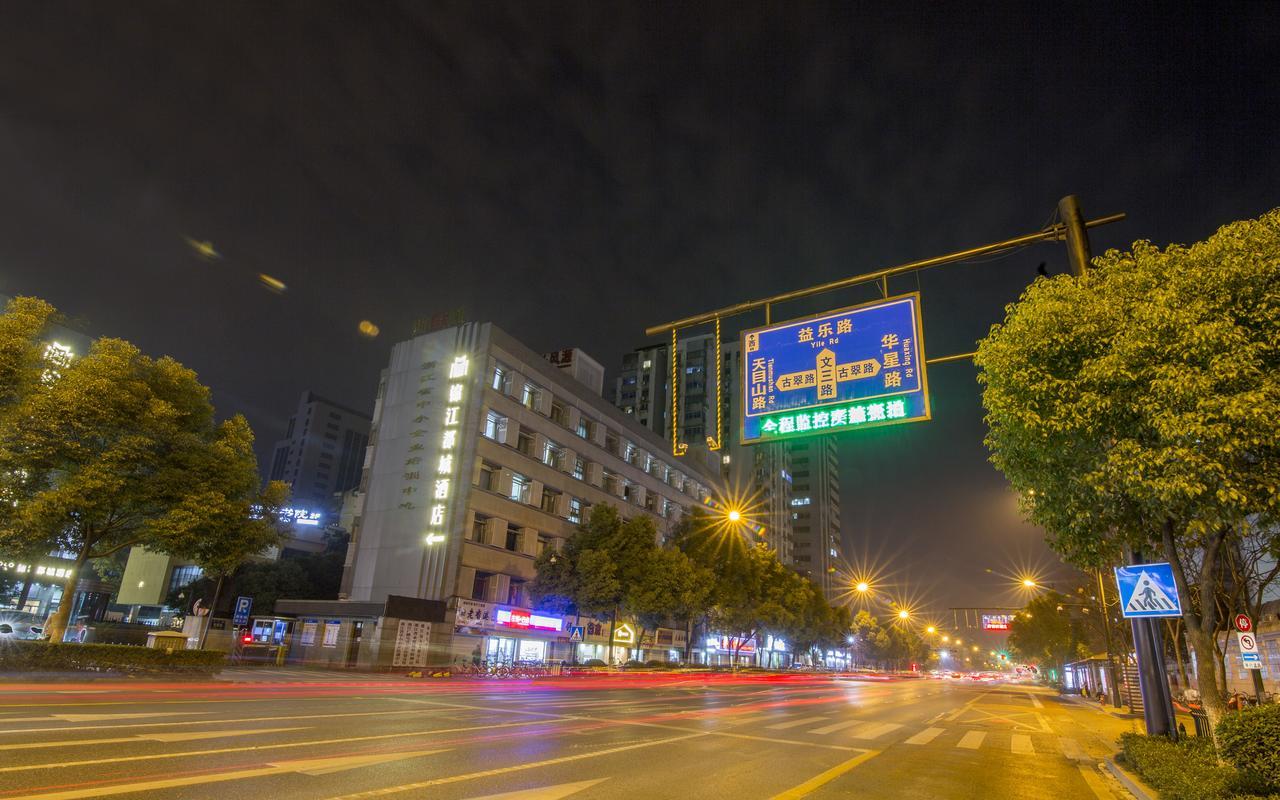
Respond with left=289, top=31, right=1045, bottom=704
left=233, top=596, right=253, bottom=626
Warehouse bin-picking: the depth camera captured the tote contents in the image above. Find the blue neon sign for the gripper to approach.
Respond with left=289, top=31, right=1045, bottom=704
left=740, top=294, right=930, bottom=443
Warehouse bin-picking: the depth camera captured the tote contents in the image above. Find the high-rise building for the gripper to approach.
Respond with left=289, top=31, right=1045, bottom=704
left=786, top=437, right=844, bottom=600
left=339, top=322, right=718, bottom=665
left=267, top=391, right=371, bottom=512
left=615, top=334, right=796, bottom=564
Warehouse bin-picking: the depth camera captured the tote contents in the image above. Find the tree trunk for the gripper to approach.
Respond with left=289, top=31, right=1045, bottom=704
left=1162, top=518, right=1228, bottom=740
left=684, top=617, right=693, bottom=663
left=42, top=546, right=89, bottom=643
left=1167, top=619, right=1188, bottom=692
left=607, top=606, right=618, bottom=665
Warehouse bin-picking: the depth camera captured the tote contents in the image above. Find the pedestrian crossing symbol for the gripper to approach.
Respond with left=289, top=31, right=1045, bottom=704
left=568, top=626, right=584, bottom=643
left=1114, top=562, right=1182, bottom=618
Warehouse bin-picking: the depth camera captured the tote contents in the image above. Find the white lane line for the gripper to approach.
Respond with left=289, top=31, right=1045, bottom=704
left=1011, top=734, right=1035, bottom=755
left=0, top=727, right=308, bottom=750
left=720, top=713, right=777, bottom=725
left=849, top=722, right=901, bottom=740
left=1028, top=693, right=1044, bottom=709
left=957, top=730, right=986, bottom=749
left=765, top=715, right=830, bottom=730
left=904, top=727, right=944, bottom=745
left=0, top=707, right=439, bottom=735
left=808, top=719, right=864, bottom=735
left=0, top=719, right=552, bottom=774
left=457, top=779, right=608, bottom=800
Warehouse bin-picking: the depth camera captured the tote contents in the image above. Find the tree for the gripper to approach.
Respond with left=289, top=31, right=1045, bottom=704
left=0, top=299, right=286, bottom=640
left=627, top=546, right=712, bottom=654
left=975, top=210, right=1280, bottom=730
left=1006, top=592, right=1091, bottom=674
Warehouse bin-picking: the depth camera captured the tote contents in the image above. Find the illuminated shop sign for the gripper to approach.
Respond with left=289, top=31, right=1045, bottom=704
left=981, top=614, right=1014, bottom=631
left=249, top=506, right=323, bottom=526
left=741, top=294, right=930, bottom=443
left=494, top=608, right=565, bottom=632
left=707, top=635, right=757, bottom=654
left=0, top=561, right=75, bottom=579
left=425, top=355, right=469, bottom=547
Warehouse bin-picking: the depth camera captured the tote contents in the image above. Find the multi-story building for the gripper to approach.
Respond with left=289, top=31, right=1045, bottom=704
left=786, top=437, right=843, bottom=600
left=616, top=334, right=796, bottom=564
left=338, top=322, right=718, bottom=667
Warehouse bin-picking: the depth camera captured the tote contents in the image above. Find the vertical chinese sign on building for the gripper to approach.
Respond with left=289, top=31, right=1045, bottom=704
left=425, top=355, right=469, bottom=545
left=740, top=293, right=930, bottom=444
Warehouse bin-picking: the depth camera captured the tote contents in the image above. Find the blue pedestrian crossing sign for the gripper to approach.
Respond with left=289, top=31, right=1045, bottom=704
left=1115, top=563, right=1182, bottom=618
left=568, top=626, right=585, bottom=643
left=232, top=596, right=253, bottom=626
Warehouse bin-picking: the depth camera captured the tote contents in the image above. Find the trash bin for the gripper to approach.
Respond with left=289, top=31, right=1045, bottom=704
left=1190, top=707, right=1211, bottom=738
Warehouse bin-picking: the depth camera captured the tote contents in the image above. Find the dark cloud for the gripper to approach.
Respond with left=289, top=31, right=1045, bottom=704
left=0, top=2, right=1276, bottom=612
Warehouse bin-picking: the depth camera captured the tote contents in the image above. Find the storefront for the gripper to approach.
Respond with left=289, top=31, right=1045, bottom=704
left=1, top=557, right=78, bottom=617
left=453, top=599, right=572, bottom=665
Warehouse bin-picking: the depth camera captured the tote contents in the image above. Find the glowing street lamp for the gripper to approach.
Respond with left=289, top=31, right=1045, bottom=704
left=727, top=509, right=742, bottom=522
left=1022, top=578, right=1037, bottom=588
left=855, top=581, right=870, bottom=593
left=926, top=625, right=937, bottom=635
left=897, top=609, right=910, bottom=620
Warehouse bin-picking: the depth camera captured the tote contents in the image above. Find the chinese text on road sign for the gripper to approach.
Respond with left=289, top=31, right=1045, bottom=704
left=740, top=294, right=930, bottom=444
left=1114, top=563, right=1182, bottom=618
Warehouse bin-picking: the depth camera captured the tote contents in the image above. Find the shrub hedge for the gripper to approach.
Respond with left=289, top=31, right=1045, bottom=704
left=1217, top=705, right=1280, bottom=793
left=1119, top=733, right=1236, bottom=800
left=0, top=640, right=226, bottom=677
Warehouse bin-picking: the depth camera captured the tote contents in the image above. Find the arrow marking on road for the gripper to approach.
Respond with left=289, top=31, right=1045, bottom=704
left=2, top=747, right=448, bottom=800
left=458, top=779, right=608, bottom=800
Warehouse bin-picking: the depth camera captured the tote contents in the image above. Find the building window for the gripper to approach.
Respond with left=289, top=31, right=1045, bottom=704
left=483, top=410, right=507, bottom=440
left=504, top=524, right=522, bottom=552
left=470, top=513, right=490, bottom=542
left=507, top=579, right=525, bottom=606
left=572, top=457, right=585, bottom=481
left=550, top=400, right=567, bottom=426
left=510, top=473, right=531, bottom=504
left=541, top=488, right=560, bottom=514
left=538, top=533, right=554, bottom=555
left=623, top=441, right=636, bottom=464
left=167, top=564, right=204, bottom=594
left=472, top=571, right=493, bottom=601
left=605, top=432, right=619, bottom=455
left=478, top=462, right=496, bottom=492
left=521, top=383, right=539, bottom=410
left=577, top=417, right=591, bottom=439
left=542, top=441, right=564, bottom=470
left=516, top=431, right=534, bottom=456
left=568, top=497, right=583, bottom=524
left=492, top=364, right=511, bottom=393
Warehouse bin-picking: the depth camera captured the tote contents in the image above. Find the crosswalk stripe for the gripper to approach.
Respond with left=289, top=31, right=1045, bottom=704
left=849, top=722, right=901, bottom=740
left=723, top=713, right=776, bottom=725
left=1011, top=734, right=1035, bottom=755
left=957, top=731, right=985, bottom=749
left=807, top=719, right=864, bottom=735
left=1059, top=737, right=1085, bottom=760
left=904, top=727, right=944, bottom=745
left=766, top=715, right=830, bottom=730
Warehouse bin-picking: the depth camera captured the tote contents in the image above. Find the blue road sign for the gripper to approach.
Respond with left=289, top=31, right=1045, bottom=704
left=232, top=596, right=253, bottom=626
left=740, top=293, right=930, bottom=444
left=568, top=626, right=585, bottom=643
left=1115, top=563, right=1182, bottom=618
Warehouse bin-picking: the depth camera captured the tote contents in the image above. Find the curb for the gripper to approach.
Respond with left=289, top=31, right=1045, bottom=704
left=1105, top=756, right=1156, bottom=800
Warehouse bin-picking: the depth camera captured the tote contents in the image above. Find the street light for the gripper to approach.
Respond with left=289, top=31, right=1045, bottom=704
left=898, top=609, right=910, bottom=620
left=926, top=625, right=937, bottom=635
left=855, top=581, right=870, bottom=593
left=1022, top=578, right=1037, bottom=588
left=727, top=509, right=741, bottom=522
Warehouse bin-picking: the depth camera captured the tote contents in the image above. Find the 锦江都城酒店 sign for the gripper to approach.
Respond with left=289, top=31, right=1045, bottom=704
left=740, top=294, right=930, bottom=444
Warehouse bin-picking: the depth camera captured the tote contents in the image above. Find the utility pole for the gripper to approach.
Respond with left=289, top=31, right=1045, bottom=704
left=1058, top=195, right=1093, bottom=277
left=1096, top=570, right=1123, bottom=708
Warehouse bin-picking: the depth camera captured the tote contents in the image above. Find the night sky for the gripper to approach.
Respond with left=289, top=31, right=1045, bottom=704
left=2, top=4, right=1276, bottom=616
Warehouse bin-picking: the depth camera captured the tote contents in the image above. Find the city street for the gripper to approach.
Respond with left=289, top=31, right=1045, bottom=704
left=0, top=672, right=1140, bottom=800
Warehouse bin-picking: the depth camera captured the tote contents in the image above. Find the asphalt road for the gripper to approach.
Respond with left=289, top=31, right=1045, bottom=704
left=0, top=670, right=1143, bottom=800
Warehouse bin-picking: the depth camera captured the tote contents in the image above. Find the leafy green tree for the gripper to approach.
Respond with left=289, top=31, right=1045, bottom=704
left=976, top=210, right=1280, bottom=728
left=1006, top=591, right=1091, bottom=674
left=628, top=546, right=713, bottom=656
left=0, top=299, right=286, bottom=640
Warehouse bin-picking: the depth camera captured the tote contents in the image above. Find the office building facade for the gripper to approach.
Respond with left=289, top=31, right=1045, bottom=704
left=786, top=437, right=844, bottom=600
left=342, top=322, right=717, bottom=666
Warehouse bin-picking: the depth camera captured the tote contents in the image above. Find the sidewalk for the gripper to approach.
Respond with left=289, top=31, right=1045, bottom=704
left=1062, top=692, right=1144, bottom=721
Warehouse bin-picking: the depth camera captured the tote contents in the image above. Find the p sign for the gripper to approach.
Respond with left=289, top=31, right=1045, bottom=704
left=232, top=596, right=253, bottom=626
left=1114, top=563, right=1182, bottom=618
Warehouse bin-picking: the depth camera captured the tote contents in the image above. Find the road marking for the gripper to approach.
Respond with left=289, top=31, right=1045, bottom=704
left=1060, top=737, right=1087, bottom=761
left=766, top=715, right=829, bottom=730
left=0, top=711, right=216, bottom=724
left=0, top=719, right=553, bottom=774
left=322, top=733, right=706, bottom=799
left=458, top=779, right=607, bottom=800
left=904, top=727, right=944, bottom=745
left=807, top=719, right=864, bottom=735
left=0, top=706, right=435, bottom=735
left=849, top=722, right=901, bottom=740
left=1036, top=712, right=1054, bottom=733
left=957, top=731, right=986, bottom=749
left=1028, top=693, right=1044, bottom=709
left=0, top=727, right=307, bottom=750
left=1077, top=763, right=1116, bottom=800
left=767, top=749, right=882, bottom=799
left=1011, top=734, right=1035, bottom=754
left=2, top=747, right=448, bottom=800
